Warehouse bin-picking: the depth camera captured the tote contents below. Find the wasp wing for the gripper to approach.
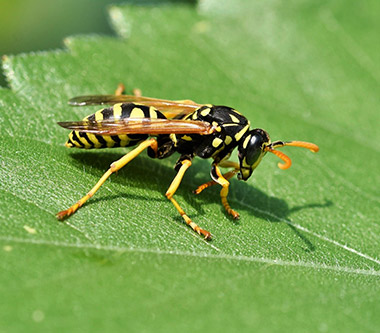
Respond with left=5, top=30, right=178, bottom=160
left=58, top=118, right=214, bottom=136
left=68, top=94, right=201, bottom=106
left=69, top=95, right=202, bottom=118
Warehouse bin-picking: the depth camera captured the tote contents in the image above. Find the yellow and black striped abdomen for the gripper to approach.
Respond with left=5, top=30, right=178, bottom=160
left=65, top=103, right=166, bottom=149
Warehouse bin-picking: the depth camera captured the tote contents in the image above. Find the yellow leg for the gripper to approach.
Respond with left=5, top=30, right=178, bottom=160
left=115, top=83, right=141, bottom=97
left=132, top=88, right=142, bottom=97
left=114, top=83, right=125, bottom=96
left=166, top=160, right=211, bottom=240
left=194, top=161, right=239, bottom=194
left=56, top=138, right=158, bottom=220
left=201, top=164, right=239, bottom=219
left=215, top=165, right=240, bottom=219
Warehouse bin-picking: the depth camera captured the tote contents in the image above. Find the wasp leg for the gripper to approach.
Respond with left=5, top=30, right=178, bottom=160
left=56, top=138, right=158, bottom=220
left=194, top=161, right=239, bottom=194
left=166, top=160, right=211, bottom=240
left=114, top=83, right=141, bottom=97
left=132, top=88, right=142, bottom=97
left=194, top=170, right=238, bottom=194
left=209, top=164, right=240, bottom=219
left=114, top=83, right=125, bottom=96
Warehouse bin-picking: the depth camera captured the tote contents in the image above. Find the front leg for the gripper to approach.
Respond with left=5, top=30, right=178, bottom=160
left=210, top=163, right=240, bottom=220
left=194, top=160, right=239, bottom=194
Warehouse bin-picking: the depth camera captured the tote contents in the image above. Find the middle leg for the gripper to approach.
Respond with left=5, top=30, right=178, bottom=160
left=166, top=159, right=211, bottom=240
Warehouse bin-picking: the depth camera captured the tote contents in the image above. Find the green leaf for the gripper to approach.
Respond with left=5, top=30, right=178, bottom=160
left=1, top=0, right=379, bottom=331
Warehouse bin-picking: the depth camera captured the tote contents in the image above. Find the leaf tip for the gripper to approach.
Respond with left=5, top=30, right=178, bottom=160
left=63, top=37, right=74, bottom=48
left=109, top=6, right=131, bottom=39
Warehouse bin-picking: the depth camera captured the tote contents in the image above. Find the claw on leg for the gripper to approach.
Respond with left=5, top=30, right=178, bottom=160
left=169, top=197, right=212, bottom=240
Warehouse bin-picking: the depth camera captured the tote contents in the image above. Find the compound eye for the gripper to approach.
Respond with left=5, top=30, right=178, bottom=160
left=246, top=134, right=264, bottom=165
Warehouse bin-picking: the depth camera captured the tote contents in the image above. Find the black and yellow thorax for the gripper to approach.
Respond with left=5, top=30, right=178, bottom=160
left=172, top=105, right=250, bottom=162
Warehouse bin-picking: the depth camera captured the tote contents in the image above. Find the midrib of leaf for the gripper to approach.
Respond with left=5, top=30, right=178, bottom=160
left=1, top=235, right=379, bottom=277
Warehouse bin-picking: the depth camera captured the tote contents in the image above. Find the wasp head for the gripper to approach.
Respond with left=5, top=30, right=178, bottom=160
left=237, top=128, right=319, bottom=181
left=237, top=129, right=270, bottom=180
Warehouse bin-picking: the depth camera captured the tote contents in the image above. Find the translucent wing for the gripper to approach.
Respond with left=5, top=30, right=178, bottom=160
left=58, top=118, right=215, bottom=136
left=69, top=95, right=203, bottom=118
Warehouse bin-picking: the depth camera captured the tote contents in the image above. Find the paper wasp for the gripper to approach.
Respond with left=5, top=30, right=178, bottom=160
left=57, top=85, right=319, bottom=240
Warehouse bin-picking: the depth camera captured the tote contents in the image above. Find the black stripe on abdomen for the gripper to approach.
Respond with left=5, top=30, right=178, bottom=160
left=71, top=131, right=84, bottom=148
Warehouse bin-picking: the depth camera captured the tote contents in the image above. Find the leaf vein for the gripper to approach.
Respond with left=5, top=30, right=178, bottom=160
left=1, top=236, right=379, bottom=277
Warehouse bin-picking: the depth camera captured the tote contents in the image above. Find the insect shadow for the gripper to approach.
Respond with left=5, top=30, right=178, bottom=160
left=68, top=151, right=331, bottom=252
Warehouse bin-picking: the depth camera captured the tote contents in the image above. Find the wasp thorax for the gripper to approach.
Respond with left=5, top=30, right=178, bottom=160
left=238, top=129, right=270, bottom=180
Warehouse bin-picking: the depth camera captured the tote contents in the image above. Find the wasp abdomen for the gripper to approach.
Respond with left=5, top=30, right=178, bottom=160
left=65, top=103, right=166, bottom=149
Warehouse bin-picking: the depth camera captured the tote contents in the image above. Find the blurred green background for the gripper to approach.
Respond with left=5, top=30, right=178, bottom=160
left=0, top=0, right=126, bottom=87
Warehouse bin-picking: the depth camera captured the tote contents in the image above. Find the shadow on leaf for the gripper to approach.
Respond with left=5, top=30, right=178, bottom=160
left=67, top=150, right=332, bottom=252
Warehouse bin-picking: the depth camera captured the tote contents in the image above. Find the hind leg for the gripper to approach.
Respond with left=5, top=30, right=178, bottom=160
left=57, top=138, right=158, bottom=220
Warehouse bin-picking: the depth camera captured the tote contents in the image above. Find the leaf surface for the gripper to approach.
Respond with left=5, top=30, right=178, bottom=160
left=1, top=1, right=379, bottom=331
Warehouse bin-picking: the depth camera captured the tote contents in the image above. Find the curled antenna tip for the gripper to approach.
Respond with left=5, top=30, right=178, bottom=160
left=278, top=162, right=289, bottom=170
left=269, top=149, right=292, bottom=170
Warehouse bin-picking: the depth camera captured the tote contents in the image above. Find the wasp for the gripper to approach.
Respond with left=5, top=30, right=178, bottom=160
left=57, top=85, right=319, bottom=240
